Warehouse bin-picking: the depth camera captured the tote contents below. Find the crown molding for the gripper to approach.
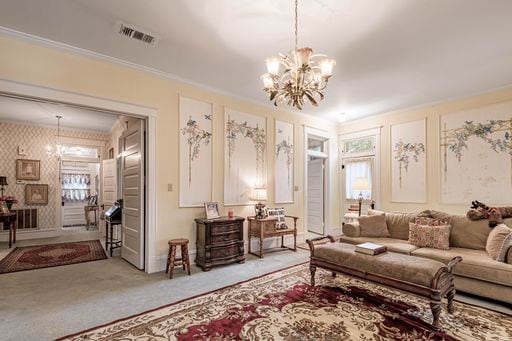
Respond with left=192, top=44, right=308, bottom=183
left=0, top=26, right=334, bottom=124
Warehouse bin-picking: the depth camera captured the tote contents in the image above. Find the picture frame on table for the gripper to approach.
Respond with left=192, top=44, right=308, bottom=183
left=16, top=159, right=40, bottom=181
left=204, top=202, right=220, bottom=219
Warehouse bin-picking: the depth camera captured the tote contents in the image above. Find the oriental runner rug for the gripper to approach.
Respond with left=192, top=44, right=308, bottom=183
left=0, top=240, right=107, bottom=274
left=59, top=263, right=512, bottom=340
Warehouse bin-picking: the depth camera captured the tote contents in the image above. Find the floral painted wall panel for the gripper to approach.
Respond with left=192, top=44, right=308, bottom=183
left=224, top=108, right=266, bottom=205
left=391, top=119, right=427, bottom=203
left=275, top=120, right=294, bottom=203
left=179, top=96, right=213, bottom=207
left=440, top=101, right=512, bottom=204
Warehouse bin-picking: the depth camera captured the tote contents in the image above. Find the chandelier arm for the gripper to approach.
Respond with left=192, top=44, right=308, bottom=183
left=294, top=0, right=298, bottom=51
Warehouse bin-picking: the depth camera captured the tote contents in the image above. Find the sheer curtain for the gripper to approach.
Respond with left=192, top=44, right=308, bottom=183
left=345, top=157, right=373, bottom=200
left=61, top=173, right=91, bottom=202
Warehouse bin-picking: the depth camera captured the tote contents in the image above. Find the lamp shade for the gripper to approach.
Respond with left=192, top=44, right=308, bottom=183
left=352, top=177, right=370, bottom=191
left=0, top=176, right=7, bottom=186
left=250, top=187, right=268, bottom=202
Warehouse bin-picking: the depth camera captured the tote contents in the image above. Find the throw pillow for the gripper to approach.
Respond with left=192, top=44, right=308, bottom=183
left=415, top=217, right=449, bottom=226
left=358, top=214, right=390, bottom=237
left=368, top=209, right=415, bottom=240
left=266, top=207, right=287, bottom=230
left=408, top=222, right=451, bottom=250
left=497, top=232, right=512, bottom=263
left=486, top=224, right=512, bottom=260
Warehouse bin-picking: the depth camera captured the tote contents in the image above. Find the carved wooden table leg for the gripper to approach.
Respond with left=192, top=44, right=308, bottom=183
left=447, top=287, right=456, bottom=314
left=430, top=300, right=442, bottom=329
left=182, top=243, right=191, bottom=275
left=310, top=264, right=316, bottom=286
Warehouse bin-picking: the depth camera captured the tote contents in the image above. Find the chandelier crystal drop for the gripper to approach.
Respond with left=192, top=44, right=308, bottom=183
left=261, top=0, right=335, bottom=110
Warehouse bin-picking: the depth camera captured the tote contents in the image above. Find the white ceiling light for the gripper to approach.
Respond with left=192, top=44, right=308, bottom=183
left=261, top=0, right=335, bottom=110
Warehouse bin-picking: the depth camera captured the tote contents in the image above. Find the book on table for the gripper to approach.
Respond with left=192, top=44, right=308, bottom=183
left=355, top=242, right=387, bottom=255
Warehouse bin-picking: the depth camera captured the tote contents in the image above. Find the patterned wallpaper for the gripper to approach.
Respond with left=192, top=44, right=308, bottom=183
left=0, top=121, right=109, bottom=230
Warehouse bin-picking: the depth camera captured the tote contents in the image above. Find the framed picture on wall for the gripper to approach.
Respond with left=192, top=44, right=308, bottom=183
left=204, top=202, right=220, bottom=219
left=16, top=159, right=41, bottom=181
left=25, top=184, right=49, bottom=205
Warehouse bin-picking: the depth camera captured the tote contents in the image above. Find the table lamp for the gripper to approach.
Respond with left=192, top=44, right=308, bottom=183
left=0, top=176, right=7, bottom=196
left=250, top=187, right=268, bottom=220
left=352, top=177, right=370, bottom=216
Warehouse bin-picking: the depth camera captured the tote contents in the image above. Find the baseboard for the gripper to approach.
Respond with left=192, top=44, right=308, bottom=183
left=148, top=233, right=306, bottom=274
left=0, top=228, right=60, bottom=241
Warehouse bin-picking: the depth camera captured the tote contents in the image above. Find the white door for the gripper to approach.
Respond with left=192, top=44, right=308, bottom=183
left=307, top=158, right=324, bottom=234
left=101, top=158, right=117, bottom=235
left=120, top=121, right=145, bottom=269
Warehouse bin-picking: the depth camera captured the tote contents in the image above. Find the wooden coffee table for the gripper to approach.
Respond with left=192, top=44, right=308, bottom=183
left=307, top=236, right=461, bottom=329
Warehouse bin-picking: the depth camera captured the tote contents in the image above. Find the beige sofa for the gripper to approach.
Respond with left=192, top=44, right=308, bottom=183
left=341, top=209, right=512, bottom=304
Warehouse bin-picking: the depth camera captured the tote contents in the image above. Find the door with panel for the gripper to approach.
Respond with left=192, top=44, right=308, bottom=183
left=101, top=158, right=117, bottom=236
left=307, top=158, right=324, bottom=234
left=120, top=120, right=145, bottom=269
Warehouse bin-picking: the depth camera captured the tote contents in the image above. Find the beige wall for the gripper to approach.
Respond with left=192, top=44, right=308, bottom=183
left=0, top=35, right=339, bottom=261
left=338, top=87, right=512, bottom=216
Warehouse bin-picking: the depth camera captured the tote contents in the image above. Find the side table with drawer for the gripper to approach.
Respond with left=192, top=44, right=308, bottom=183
left=194, top=216, right=245, bottom=271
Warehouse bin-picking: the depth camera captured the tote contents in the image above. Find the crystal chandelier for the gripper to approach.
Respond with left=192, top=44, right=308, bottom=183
left=261, top=0, right=335, bottom=110
left=46, top=115, right=63, bottom=158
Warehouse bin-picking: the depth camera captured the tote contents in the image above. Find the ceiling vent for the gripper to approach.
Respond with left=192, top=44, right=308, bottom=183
left=115, top=21, right=159, bottom=47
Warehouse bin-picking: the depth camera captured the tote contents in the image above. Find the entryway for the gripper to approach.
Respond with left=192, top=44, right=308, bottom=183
left=305, top=131, right=330, bottom=236
left=0, top=85, right=153, bottom=271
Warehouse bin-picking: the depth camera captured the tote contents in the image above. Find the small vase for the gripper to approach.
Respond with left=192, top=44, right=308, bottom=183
left=0, top=201, right=9, bottom=214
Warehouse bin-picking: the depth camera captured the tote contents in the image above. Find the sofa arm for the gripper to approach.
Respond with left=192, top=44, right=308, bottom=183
left=343, top=222, right=360, bottom=237
left=507, top=246, right=512, bottom=265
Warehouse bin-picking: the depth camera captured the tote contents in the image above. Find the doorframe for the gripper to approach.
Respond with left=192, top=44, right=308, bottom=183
left=303, top=126, right=336, bottom=236
left=0, top=78, right=158, bottom=273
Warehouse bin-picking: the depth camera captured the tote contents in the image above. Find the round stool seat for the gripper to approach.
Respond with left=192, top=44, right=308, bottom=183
left=169, top=238, right=189, bottom=245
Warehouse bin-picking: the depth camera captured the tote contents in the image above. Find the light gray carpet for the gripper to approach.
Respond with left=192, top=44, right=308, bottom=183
left=1, top=234, right=510, bottom=340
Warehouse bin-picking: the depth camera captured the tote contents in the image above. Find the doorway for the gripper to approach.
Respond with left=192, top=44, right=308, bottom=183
left=0, top=89, right=151, bottom=271
left=305, top=133, right=329, bottom=236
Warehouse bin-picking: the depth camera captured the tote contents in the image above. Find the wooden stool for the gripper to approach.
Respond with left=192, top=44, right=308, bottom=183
left=165, top=238, right=191, bottom=279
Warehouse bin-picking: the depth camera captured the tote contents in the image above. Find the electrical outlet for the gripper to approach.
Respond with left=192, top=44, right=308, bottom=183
left=167, top=184, right=173, bottom=192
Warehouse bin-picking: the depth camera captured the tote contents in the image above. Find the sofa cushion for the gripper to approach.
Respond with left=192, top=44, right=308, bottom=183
left=411, top=247, right=512, bottom=287
left=497, top=232, right=512, bottom=263
left=408, top=222, right=451, bottom=250
left=486, top=224, right=512, bottom=260
left=358, top=214, right=389, bottom=237
left=368, top=209, right=416, bottom=240
left=339, top=236, right=419, bottom=255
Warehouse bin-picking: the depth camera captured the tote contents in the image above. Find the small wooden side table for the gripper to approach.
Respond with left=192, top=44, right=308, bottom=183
left=247, top=215, right=298, bottom=258
left=0, top=212, right=17, bottom=248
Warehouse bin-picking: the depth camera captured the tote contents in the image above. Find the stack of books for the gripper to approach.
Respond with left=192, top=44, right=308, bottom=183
left=355, top=242, right=387, bottom=255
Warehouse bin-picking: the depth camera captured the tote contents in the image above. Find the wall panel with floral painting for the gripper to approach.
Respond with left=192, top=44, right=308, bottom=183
left=440, top=101, right=512, bottom=204
left=275, top=120, right=294, bottom=203
left=391, top=119, right=427, bottom=203
left=224, top=108, right=266, bottom=205
left=179, top=96, right=213, bottom=207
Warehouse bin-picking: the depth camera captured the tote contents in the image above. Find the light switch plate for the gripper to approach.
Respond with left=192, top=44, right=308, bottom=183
left=167, top=184, right=173, bottom=192
left=294, top=185, right=299, bottom=191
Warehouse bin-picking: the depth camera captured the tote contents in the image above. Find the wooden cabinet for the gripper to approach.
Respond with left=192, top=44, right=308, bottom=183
left=194, top=216, right=245, bottom=271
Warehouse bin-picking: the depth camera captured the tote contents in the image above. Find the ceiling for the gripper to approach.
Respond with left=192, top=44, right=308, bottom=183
left=0, top=95, right=119, bottom=133
left=0, top=0, right=511, bottom=122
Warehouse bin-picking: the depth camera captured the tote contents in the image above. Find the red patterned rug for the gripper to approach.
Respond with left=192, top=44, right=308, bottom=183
left=59, top=263, right=512, bottom=340
left=0, top=240, right=107, bottom=274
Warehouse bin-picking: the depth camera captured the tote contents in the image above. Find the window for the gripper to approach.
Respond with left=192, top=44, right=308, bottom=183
left=344, top=158, right=373, bottom=200
left=342, top=136, right=375, bottom=155
left=61, top=145, right=99, bottom=159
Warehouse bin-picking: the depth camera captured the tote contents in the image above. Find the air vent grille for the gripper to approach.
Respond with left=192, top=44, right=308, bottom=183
left=116, top=21, right=159, bottom=47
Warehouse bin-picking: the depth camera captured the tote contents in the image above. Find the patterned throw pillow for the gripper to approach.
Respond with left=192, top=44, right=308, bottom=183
left=408, top=222, right=451, bottom=250
left=266, top=208, right=287, bottom=230
left=415, top=217, right=449, bottom=226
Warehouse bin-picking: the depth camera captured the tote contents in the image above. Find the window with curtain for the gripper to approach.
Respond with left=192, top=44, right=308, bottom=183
left=344, top=157, right=373, bottom=200
left=61, top=173, right=91, bottom=202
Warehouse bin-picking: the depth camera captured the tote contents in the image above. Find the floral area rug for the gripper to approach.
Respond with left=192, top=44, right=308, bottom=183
left=0, top=240, right=107, bottom=274
left=59, top=263, right=512, bottom=340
